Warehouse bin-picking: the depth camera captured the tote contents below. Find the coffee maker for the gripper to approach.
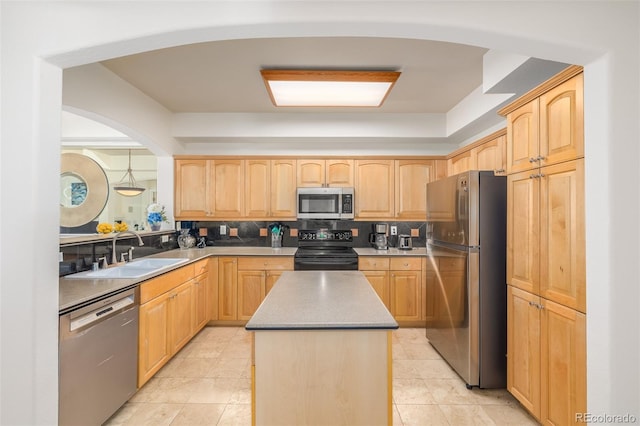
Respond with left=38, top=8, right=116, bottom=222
left=369, top=223, right=389, bottom=250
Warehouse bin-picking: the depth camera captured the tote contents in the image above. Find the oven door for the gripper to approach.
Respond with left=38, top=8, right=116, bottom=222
left=297, top=188, right=342, bottom=219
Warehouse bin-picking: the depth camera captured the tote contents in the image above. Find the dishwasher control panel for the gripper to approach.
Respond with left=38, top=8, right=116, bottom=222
left=69, top=293, right=135, bottom=331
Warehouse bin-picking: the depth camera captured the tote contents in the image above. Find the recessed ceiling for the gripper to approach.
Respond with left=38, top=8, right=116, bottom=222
left=101, top=37, right=489, bottom=114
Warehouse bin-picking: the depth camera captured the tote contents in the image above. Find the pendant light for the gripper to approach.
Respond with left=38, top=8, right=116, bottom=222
left=113, top=149, right=145, bottom=197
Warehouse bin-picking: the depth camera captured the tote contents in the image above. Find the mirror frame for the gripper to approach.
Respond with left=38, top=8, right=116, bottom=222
left=60, top=153, right=109, bottom=227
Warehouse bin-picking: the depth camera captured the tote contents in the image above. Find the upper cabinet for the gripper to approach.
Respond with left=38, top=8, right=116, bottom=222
left=473, top=134, right=506, bottom=175
left=175, top=159, right=243, bottom=219
left=297, top=159, right=353, bottom=187
left=355, top=159, right=395, bottom=219
left=505, top=72, right=583, bottom=174
left=395, top=160, right=435, bottom=220
left=270, top=159, right=297, bottom=218
left=176, top=158, right=295, bottom=220
left=446, top=129, right=507, bottom=177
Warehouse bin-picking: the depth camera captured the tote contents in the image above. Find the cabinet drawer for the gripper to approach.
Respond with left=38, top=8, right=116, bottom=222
left=358, top=257, right=390, bottom=271
left=390, top=257, right=422, bottom=271
left=193, top=258, right=209, bottom=277
left=140, top=265, right=193, bottom=304
left=237, top=256, right=294, bottom=271
left=438, top=257, right=466, bottom=272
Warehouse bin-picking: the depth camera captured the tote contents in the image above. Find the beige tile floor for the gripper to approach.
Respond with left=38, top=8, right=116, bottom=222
left=104, top=326, right=538, bottom=425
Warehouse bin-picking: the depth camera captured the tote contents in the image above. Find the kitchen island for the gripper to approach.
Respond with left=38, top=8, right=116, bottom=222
left=245, top=270, right=398, bottom=426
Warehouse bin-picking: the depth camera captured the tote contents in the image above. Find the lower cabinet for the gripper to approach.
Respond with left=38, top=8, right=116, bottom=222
left=507, top=285, right=586, bottom=425
left=218, top=256, right=293, bottom=322
left=359, top=256, right=422, bottom=324
left=138, top=260, right=212, bottom=387
left=389, top=257, right=422, bottom=321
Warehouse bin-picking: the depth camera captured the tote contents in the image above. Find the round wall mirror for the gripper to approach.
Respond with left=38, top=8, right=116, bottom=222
left=60, top=153, right=109, bottom=227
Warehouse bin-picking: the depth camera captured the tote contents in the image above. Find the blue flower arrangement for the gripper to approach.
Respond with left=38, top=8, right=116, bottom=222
left=147, top=203, right=168, bottom=229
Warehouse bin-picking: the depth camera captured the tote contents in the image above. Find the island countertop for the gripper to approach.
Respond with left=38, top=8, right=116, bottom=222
left=245, top=270, right=398, bottom=330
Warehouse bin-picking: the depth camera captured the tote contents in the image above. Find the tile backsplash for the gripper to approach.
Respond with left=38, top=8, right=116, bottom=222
left=180, top=220, right=427, bottom=249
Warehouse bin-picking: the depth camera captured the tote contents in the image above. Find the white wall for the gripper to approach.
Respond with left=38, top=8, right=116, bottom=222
left=1, top=2, right=638, bottom=424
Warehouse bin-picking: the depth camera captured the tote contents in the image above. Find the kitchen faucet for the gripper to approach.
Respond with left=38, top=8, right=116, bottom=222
left=111, top=231, right=144, bottom=265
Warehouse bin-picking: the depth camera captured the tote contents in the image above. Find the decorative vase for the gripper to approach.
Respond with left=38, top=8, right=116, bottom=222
left=177, top=229, right=195, bottom=249
left=150, top=222, right=161, bottom=231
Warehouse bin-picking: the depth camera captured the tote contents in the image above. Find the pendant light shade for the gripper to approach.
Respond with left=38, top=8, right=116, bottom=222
left=114, top=149, right=145, bottom=197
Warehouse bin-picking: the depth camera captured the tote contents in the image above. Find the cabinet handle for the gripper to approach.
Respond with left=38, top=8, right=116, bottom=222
left=530, top=174, right=536, bottom=179
left=403, top=263, right=409, bottom=267
left=536, top=155, right=545, bottom=161
left=529, top=157, right=537, bottom=163
left=495, top=169, right=505, bottom=173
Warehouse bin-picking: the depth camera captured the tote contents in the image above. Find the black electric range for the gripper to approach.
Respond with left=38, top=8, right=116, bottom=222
left=294, top=229, right=358, bottom=271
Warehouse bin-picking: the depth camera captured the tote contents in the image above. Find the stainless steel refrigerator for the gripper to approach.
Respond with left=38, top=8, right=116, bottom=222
left=425, top=170, right=506, bottom=389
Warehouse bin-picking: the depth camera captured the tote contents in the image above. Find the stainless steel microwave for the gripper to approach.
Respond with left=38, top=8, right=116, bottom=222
left=296, top=187, right=354, bottom=220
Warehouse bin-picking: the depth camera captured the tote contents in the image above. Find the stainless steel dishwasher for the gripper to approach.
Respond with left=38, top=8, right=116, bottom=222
left=59, top=287, right=139, bottom=426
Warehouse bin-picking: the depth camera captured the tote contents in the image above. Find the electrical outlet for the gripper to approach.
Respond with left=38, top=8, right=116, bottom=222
left=390, top=226, right=397, bottom=235
left=220, top=225, right=227, bottom=235
left=161, top=235, right=169, bottom=243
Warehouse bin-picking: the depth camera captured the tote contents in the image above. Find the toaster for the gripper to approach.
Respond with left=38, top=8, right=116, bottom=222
left=398, top=234, right=413, bottom=250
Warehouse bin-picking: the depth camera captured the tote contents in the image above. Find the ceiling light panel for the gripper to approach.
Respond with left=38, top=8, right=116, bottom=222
left=261, top=70, right=400, bottom=107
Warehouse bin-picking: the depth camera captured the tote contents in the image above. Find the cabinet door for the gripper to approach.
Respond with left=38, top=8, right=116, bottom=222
left=271, top=159, right=297, bottom=218
left=169, top=281, right=194, bottom=355
left=193, top=273, right=209, bottom=332
left=395, top=160, right=433, bottom=219
left=448, top=151, right=474, bottom=176
left=297, top=159, right=325, bottom=187
left=473, top=135, right=506, bottom=175
left=355, top=159, right=394, bottom=218
left=245, top=160, right=270, bottom=218
left=539, top=73, right=584, bottom=167
left=207, top=258, right=219, bottom=321
left=507, top=286, right=541, bottom=420
left=265, top=271, right=283, bottom=295
left=507, top=170, right=540, bottom=294
left=539, top=160, right=585, bottom=312
left=174, top=159, right=212, bottom=218
left=362, top=270, right=390, bottom=311
left=218, top=257, right=238, bottom=320
left=212, top=160, right=244, bottom=217
left=390, top=271, right=421, bottom=321
left=238, top=270, right=266, bottom=320
left=138, top=294, right=171, bottom=386
left=507, top=100, right=539, bottom=174
left=540, top=298, right=586, bottom=426
left=326, top=159, right=354, bottom=187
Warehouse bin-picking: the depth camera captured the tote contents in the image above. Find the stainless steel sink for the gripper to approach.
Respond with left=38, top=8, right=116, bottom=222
left=123, top=258, right=189, bottom=269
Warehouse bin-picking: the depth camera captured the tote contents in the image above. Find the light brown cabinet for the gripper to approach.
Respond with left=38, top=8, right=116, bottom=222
left=218, top=256, right=293, bottom=322
left=446, top=130, right=507, bottom=176
left=473, top=134, right=506, bottom=175
left=502, top=67, right=586, bottom=423
left=359, top=256, right=422, bottom=323
left=245, top=159, right=297, bottom=219
left=395, top=160, right=435, bottom=220
left=193, top=260, right=210, bottom=331
left=270, top=159, right=297, bottom=218
left=297, top=159, right=353, bottom=187
left=506, top=73, right=583, bottom=174
left=507, top=285, right=586, bottom=425
left=218, top=257, right=238, bottom=320
left=174, top=159, right=244, bottom=219
left=355, top=159, right=394, bottom=219
left=138, top=263, right=208, bottom=387
left=507, top=159, right=585, bottom=312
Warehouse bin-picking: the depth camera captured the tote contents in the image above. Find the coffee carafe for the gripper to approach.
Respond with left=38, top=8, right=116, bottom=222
left=368, top=223, right=389, bottom=250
